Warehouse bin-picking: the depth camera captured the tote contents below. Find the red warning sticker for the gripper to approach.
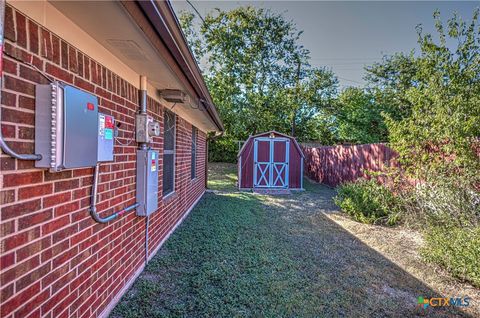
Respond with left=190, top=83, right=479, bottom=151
left=105, top=116, right=114, bottom=128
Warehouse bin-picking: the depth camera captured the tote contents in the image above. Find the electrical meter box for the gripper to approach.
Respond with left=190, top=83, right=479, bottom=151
left=136, top=149, right=159, bottom=216
left=98, top=113, right=114, bottom=162
left=35, top=82, right=115, bottom=171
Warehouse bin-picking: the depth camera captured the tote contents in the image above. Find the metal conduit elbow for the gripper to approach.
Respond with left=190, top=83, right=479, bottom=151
left=0, top=138, right=42, bottom=160
left=89, top=163, right=139, bottom=224
left=0, top=2, right=42, bottom=161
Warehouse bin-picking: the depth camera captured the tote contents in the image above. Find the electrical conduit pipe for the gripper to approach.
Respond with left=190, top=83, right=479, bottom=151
left=89, top=76, right=150, bottom=225
left=88, top=76, right=148, bottom=224
left=89, top=75, right=149, bottom=223
left=0, top=1, right=41, bottom=161
left=89, top=163, right=140, bottom=223
left=139, top=76, right=151, bottom=263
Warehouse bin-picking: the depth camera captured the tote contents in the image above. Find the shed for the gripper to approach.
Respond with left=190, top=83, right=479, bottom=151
left=238, top=131, right=304, bottom=190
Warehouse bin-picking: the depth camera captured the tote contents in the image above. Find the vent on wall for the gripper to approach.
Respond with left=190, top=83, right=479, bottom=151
left=106, top=39, right=149, bottom=61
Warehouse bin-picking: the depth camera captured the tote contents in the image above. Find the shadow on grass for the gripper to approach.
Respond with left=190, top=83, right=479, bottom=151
left=268, top=187, right=474, bottom=317
left=110, top=188, right=472, bottom=318
left=207, top=162, right=238, bottom=191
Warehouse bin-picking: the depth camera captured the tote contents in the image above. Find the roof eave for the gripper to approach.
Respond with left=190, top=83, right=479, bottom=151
left=136, top=0, right=224, bottom=132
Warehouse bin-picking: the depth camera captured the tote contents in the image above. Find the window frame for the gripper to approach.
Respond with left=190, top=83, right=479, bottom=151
left=162, top=109, right=176, bottom=197
left=191, top=126, right=197, bottom=180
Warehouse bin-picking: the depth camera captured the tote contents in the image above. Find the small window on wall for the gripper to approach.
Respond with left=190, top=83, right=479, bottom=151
left=191, top=126, right=197, bottom=179
left=163, top=110, right=175, bottom=196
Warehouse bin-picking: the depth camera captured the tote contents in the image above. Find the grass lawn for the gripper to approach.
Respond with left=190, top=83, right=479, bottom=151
left=206, top=162, right=238, bottom=192
left=111, top=163, right=477, bottom=317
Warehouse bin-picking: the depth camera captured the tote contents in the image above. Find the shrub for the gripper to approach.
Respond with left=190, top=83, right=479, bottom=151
left=401, top=172, right=480, bottom=287
left=334, top=179, right=400, bottom=225
left=208, top=136, right=238, bottom=163
left=422, top=225, right=480, bottom=288
left=399, top=172, right=480, bottom=229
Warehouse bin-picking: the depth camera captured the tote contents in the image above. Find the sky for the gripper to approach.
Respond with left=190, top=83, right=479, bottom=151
left=171, top=0, right=479, bottom=88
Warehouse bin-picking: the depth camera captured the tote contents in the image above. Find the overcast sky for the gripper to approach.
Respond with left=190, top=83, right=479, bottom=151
left=171, top=1, right=479, bottom=88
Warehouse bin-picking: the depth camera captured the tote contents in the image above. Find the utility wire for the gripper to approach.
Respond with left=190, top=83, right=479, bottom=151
left=115, top=136, right=135, bottom=146
left=309, top=57, right=382, bottom=61
left=4, top=51, right=54, bottom=83
left=320, top=62, right=376, bottom=66
left=186, top=0, right=206, bottom=25
left=336, top=76, right=365, bottom=85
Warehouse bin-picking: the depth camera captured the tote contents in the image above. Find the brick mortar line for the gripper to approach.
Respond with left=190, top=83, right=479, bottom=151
left=3, top=38, right=139, bottom=104
left=98, top=190, right=205, bottom=318
left=1, top=196, right=139, bottom=257
left=0, top=103, right=35, bottom=114
left=1, top=5, right=209, bottom=317
left=2, top=66, right=137, bottom=108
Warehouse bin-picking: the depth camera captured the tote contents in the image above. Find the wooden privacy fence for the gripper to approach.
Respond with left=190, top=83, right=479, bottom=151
left=302, top=143, right=398, bottom=187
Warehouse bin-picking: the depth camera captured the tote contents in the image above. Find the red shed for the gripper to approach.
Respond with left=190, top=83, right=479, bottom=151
left=238, top=131, right=304, bottom=190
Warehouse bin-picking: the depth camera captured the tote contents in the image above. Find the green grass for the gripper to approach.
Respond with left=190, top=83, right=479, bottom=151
left=112, top=191, right=315, bottom=317
left=112, top=164, right=323, bottom=317
left=207, top=162, right=238, bottom=191
left=111, top=163, right=469, bottom=318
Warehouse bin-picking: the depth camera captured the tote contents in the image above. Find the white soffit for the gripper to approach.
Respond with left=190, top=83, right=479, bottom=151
left=42, top=0, right=216, bottom=132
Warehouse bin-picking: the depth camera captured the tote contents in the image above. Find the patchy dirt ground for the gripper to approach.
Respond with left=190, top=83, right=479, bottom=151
left=326, top=213, right=480, bottom=315
left=267, top=176, right=480, bottom=317
left=111, top=163, right=479, bottom=317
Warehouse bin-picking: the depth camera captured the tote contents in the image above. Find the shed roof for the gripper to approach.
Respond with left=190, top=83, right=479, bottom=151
left=237, top=131, right=305, bottom=158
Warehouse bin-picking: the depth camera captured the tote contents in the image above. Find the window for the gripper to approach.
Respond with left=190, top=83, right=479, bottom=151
left=191, top=126, right=197, bottom=179
left=163, top=110, right=175, bottom=196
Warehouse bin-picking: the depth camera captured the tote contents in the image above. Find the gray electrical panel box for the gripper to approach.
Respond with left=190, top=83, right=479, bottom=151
left=35, top=82, right=100, bottom=171
left=136, top=149, right=159, bottom=216
left=63, top=86, right=98, bottom=168
left=98, top=113, right=115, bottom=162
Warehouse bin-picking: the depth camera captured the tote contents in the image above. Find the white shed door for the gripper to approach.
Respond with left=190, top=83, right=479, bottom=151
left=253, top=137, right=289, bottom=188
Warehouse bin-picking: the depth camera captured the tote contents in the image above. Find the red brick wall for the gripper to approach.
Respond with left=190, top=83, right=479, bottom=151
left=302, top=144, right=398, bottom=187
left=1, top=5, right=207, bottom=318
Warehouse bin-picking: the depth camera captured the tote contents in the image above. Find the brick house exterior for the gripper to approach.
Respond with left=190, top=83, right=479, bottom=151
left=0, top=1, right=222, bottom=318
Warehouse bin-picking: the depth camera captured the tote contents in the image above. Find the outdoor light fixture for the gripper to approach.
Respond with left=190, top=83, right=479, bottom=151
left=159, top=89, right=188, bottom=103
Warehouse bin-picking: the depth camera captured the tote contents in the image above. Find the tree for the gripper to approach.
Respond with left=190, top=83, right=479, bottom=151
left=365, top=52, right=418, bottom=121
left=287, top=67, right=338, bottom=140
left=327, top=87, right=390, bottom=144
left=179, top=7, right=338, bottom=161
left=381, top=9, right=480, bottom=174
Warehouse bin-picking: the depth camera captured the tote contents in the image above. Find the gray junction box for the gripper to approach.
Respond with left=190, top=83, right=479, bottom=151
left=136, top=149, right=159, bottom=216
left=35, top=82, right=101, bottom=171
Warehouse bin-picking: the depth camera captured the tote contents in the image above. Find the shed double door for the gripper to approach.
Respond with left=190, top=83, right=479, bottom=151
left=253, top=137, right=289, bottom=188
